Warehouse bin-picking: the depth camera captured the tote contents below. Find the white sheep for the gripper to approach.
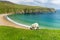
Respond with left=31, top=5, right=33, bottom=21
left=30, top=23, right=39, bottom=30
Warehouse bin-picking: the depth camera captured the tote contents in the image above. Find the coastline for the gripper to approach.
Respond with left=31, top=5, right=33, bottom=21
left=0, top=14, right=29, bottom=29
left=5, top=15, right=31, bottom=28
left=5, top=15, right=60, bottom=30
left=0, top=14, right=60, bottom=30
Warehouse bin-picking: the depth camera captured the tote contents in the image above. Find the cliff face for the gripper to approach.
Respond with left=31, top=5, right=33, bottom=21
left=16, top=8, right=55, bottom=14
left=0, top=1, right=55, bottom=14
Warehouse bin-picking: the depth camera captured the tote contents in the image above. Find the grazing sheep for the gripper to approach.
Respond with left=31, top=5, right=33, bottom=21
left=30, top=23, right=39, bottom=30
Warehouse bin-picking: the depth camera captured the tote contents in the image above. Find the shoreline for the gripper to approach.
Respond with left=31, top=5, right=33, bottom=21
left=0, top=14, right=29, bottom=29
left=0, top=14, right=60, bottom=30
left=5, top=15, right=31, bottom=28
left=5, top=14, right=60, bottom=30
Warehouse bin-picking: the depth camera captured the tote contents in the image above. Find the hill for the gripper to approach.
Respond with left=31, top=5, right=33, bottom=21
left=0, top=26, right=60, bottom=40
left=0, top=1, right=55, bottom=14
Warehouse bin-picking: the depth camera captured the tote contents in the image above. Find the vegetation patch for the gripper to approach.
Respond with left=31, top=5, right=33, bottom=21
left=0, top=26, right=60, bottom=40
left=0, top=1, right=55, bottom=14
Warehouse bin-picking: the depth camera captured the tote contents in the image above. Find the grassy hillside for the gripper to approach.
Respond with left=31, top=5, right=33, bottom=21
left=0, top=1, right=55, bottom=14
left=0, top=26, right=60, bottom=40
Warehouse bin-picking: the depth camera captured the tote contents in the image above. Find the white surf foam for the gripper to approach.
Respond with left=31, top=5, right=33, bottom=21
left=5, top=16, right=31, bottom=28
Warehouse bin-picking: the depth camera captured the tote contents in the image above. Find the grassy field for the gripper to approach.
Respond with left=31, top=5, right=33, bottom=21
left=0, top=26, right=60, bottom=40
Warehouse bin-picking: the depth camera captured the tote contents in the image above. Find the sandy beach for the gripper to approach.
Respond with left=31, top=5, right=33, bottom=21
left=0, top=14, right=29, bottom=29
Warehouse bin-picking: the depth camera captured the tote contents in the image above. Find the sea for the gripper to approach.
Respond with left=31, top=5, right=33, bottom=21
left=8, top=10, right=60, bottom=29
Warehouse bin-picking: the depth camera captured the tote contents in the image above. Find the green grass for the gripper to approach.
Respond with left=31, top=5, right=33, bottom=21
left=0, top=26, right=60, bottom=40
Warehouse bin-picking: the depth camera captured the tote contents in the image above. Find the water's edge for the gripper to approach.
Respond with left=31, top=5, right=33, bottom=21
left=5, top=15, right=31, bottom=28
left=4, top=13, right=60, bottom=30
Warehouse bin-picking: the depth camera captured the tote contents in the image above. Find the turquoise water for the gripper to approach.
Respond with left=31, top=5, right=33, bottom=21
left=8, top=10, right=60, bottom=28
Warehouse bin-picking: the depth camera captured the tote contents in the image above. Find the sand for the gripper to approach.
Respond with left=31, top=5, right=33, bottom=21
left=0, top=14, right=29, bottom=29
